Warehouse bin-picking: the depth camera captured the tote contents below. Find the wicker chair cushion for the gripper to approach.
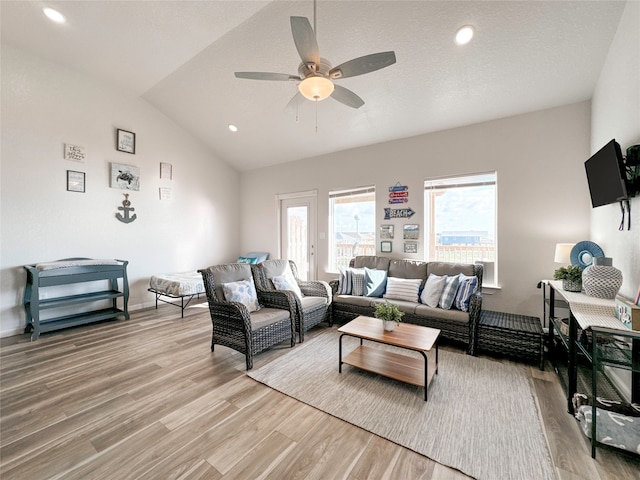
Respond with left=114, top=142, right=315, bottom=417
left=300, top=296, right=328, bottom=309
left=261, top=259, right=290, bottom=279
left=420, top=274, right=447, bottom=307
left=415, top=304, right=469, bottom=324
left=249, top=307, right=291, bottom=330
left=428, top=262, right=475, bottom=278
left=353, top=256, right=391, bottom=270
left=222, top=278, right=260, bottom=313
left=388, top=260, right=428, bottom=285
left=208, top=263, right=253, bottom=301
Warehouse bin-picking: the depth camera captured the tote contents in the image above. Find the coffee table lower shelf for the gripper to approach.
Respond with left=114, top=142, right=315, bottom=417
left=341, top=344, right=437, bottom=400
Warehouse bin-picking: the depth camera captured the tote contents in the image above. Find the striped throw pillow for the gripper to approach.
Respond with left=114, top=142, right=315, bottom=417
left=351, top=269, right=366, bottom=296
left=337, top=267, right=353, bottom=295
left=383, top=277, right=422, bottom=302
left=439, top=275, right=460, bottom=310
left=454, top=274, right=478, bottom=312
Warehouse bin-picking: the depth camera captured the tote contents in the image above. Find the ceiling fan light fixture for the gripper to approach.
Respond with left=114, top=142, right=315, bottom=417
left=455, top=25, right=474, bottom=45
left=298, top=75, right=334, bottom=101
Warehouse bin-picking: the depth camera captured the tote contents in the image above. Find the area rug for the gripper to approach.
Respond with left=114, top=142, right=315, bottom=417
left=248, top=328, right=554, bottom=480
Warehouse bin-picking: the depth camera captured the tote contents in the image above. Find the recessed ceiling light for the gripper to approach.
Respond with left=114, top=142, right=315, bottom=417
left=228, top=124, right=238, bottom=132
left=455, top=25, right=474, bottom=45
left=43, top=7, right=66, bottom=24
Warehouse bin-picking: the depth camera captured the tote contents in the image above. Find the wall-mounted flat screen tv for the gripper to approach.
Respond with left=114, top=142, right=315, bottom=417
left=584, top=139, right=627, bottom=208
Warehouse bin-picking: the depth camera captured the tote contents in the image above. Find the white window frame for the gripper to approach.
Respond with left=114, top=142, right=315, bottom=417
left=424, top=172, right=497, bottom=286
left=328, top=185, right=376, bottom=273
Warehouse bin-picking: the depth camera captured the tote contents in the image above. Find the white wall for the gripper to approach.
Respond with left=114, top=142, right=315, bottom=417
left=1, top=45, right=241, bottom=337
left=241, top=101, right=592, bottom=319
left=591, top=0, right=640, bottom=302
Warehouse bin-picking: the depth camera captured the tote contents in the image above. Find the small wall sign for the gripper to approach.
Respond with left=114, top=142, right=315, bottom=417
left=116, top=129, right=136, bottom=154
left=384, top=207, right=415, bottom=219
left=64, top=144, right=86, bottom=162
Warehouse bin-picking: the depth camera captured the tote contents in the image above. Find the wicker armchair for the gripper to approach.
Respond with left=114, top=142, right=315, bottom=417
left=254, top=259, right=332, bottom=342
left=198, top=263, right=296, bottom=370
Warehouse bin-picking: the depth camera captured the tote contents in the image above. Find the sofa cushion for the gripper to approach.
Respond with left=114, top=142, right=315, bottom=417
left=421, top=274, right=447, bottom=308
left=353, top=256, right=391, bottom=271
left=415, top=304, right=470, bottom=324
left=222, top=277, right=261, bottom=313
left=439, top=274, right=460, bottom=310
left=384, top=277, right=422, bottom=302
left=300, top=296, right=328, bottom=310
left=364, top=268, right=387, bottom=297
left=250, top=307, right=291, bottom=330
left=454, top=274, right=479, bottom=312
left=388, top=260, right=428, bottom=285
left=333, top=294, right=376, bottom=307
left=370, top=297, right=419, bottom=314
left=428, top=262, right=475, bottom=278
left=351, top=269, right=366, bottom=296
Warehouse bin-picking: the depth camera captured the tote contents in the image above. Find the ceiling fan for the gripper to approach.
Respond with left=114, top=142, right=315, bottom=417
left=234, top=7, right=396, bottom=109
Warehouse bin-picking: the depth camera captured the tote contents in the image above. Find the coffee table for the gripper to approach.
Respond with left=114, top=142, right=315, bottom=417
left=338, top=315, right=440, bottom=401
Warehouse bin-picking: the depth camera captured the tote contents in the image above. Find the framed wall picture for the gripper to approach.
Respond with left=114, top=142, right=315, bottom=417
left=116, top=129, right=136, bottom=154
left=380, top=224, right=394, bottom=239
left=66, top=170, right=85, bottom=193
left=404, top=242, right=418, bottom=254
left=380, top=241, right=392, bottom=253
left=403, top=224, right=419, bottom=240
left=110, top=162, right=140, bottom=190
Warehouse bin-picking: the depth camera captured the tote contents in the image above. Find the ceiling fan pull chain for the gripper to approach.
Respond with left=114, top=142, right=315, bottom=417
left=315, top=100, right=318, bottom=133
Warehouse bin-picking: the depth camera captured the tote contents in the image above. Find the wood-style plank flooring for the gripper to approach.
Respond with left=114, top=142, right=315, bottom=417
left=1, top=302, right=639, bottom=479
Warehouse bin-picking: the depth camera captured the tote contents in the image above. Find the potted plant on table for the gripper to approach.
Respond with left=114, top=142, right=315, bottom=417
left=554, top=265, right=584, bottom=292
left=374, top=301, right=404, bottom=332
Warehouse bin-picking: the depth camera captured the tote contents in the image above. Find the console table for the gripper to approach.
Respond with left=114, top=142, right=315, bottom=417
left=23, top=258, right=129, bottom=340
left=546, top=280, right=640, bottom=457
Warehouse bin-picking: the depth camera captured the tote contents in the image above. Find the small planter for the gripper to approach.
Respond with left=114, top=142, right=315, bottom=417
left=562, top=279, right=582, bottom=292
left=383, top=320, right=397, bottom=332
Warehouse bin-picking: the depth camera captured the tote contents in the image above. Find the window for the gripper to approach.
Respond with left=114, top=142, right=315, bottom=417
left=329, top=186, right=376, bottom=272
left=424, top=172, right=497, bottom=285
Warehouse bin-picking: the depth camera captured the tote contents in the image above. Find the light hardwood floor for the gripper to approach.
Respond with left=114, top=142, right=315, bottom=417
left=1, top=302, right=639, bottom=480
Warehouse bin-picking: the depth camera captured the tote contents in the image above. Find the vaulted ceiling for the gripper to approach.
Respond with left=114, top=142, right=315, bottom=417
left=1, top=1, right=626, bottom=171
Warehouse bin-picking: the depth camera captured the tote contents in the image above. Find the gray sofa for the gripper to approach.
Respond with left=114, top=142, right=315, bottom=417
left=330, top=256, right=483, bottom=354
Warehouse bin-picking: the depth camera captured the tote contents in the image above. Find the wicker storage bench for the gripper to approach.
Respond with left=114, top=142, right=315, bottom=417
left=476, top=310, right=544, bottom=369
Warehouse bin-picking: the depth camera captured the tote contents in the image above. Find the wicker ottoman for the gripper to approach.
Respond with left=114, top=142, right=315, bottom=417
left=476, top=310, right=544, bottom=370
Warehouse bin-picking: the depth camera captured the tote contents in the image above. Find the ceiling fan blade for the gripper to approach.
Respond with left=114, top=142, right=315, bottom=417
left=329, top=51, right=396, bottom=79
left=331, top=84, right=365, bottom=109
left=290, top=16, right=320, bottom=67
left=284, top=92, right=303, bottom=114
left=235, top=72, right=300, bottom=81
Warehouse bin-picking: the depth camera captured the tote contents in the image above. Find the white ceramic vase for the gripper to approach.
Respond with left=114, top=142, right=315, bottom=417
left=582, top=257, right=623, bottom=299
left=383, top=320, right=396, bottom=331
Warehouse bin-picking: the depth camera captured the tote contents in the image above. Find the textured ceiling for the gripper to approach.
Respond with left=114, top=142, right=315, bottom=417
left=1, top=1, right=626, bottom=171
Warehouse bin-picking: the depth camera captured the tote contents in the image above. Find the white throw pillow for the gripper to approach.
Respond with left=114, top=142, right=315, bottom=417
left=420, top=274, right=447, bottom=308
left=383, top=277, right=422, bottom=302
left=222, top=277, right=260, bottom=313
left=272, top=268, right=303, bottom=300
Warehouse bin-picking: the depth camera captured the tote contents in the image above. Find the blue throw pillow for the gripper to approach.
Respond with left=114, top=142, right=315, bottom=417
left=438, top=275, right=460, bottom=310
left=237, top=256, right=258, bottom=264
left=454, top=274, right=479, bottom=312
left=364, top=267, right=387, bottom=297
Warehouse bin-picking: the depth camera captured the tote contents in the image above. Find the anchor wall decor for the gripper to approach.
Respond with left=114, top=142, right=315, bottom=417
left=116, top=193, right=137, bottom=223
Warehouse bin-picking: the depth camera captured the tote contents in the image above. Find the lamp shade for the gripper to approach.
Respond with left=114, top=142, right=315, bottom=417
left=554, top=243, right=575, bottom=263
left=298, top=76, right=334, bottom=101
